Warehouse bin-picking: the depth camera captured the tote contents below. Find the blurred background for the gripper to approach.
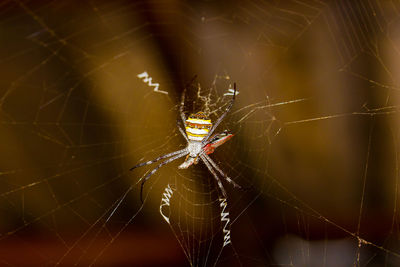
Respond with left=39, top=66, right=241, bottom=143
left=1, top=0, right=400, bottom=266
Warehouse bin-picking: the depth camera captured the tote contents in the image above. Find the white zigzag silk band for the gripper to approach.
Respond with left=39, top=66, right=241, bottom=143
left=137, top=71, right=168, bottom=95
left=219, top=198, right=231, bottom=247
left=160, top=184, right=174, bottom=223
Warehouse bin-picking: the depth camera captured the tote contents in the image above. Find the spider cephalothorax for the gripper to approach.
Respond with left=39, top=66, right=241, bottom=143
left=130, top=83, right=240, bottom=202
left=177, top=112, right=212, bottom=168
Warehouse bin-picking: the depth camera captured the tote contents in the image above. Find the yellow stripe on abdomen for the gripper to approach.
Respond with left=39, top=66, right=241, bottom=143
left=185, top=127, right=209, bottom=135
left=186, top=132, right=207, bottom=138
left=185, top=114, right=213, bottom=141
left=186, top=118, right=211, bottom=124
left=186, top=127, right=208, bottom=141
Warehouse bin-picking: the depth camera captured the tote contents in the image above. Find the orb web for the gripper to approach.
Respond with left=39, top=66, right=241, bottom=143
left=1, top=0, right=400, bottom=266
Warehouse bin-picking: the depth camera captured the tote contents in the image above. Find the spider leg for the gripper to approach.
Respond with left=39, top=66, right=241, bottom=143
left=140, top=151, right=188, bottom=203
left=177, top=120, right=189, bottom=142
left=201, top=153, right=241, bottom=189
left=203, top=83, right=236, bottom=144
left=179, top=88, right=187, bottom=127
left=180, top=75, right=198, bottom=127
left=130, top=148, right=187, bottom=171
left=200, top=155, right=227, bottom=199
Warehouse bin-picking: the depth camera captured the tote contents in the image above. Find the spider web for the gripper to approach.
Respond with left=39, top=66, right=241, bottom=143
left=1, top=0, right=400, bottom=266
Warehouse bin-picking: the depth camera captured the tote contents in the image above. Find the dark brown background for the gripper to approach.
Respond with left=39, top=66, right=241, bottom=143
left=0, top=0, right=400, bottom=266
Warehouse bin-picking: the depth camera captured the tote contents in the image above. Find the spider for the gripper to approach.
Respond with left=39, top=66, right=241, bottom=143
left=130, top=82, right=241, bottom=203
